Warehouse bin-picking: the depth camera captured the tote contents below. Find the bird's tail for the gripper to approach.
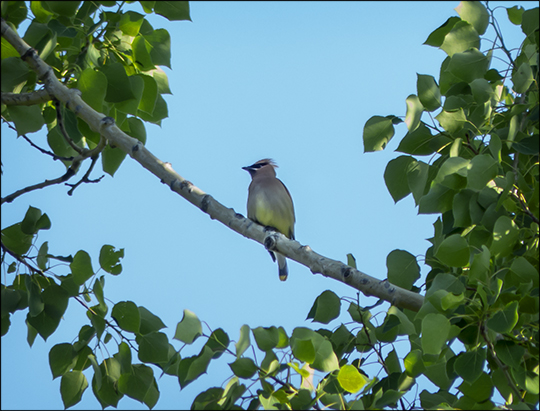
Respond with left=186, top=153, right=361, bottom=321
left=276, top=253, right=288, bottom=281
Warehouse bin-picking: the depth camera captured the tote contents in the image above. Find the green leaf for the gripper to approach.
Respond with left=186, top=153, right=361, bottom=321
left=506, top=6, right=524, bottom=25
left=521, top=7, right=540, bottom=37
left=99, top=63, right=135, bottom=103
left=1, top=57, right=29, bottom=92
left=346, top=253, right=357, bottom=269
left=154, top=1, right=191, bottom=21
left=512, top=62, right=534, bottom=93
left=235, top=324, right=251, bottom=357
left=384, top=155, right=414, bottom=202
left=118, top=364, right=159, bottom=408
left=119, top=11, right=145, bottom=36
left=491, top=216, right=519, bottom=258
left=291, top=337, right=316, bottom=363
left=418, top=184, right=455, bottom=214
left=137, top=332, right=170, bottom=363
left=174, top=309, right=202, bottom=344
left=433, top=157, right=470, bottom=189
left=49, top=343, right=76, bottom=379
left=435, top=109, right=467, bottom=134
left=424, top=17, right=461, bottom=47
left=191, top=388, right=224, bottom=410
left=417, top=74, right=441, bottom=112
left=487, top=301, right=519, bottom=333
left=510, top=257, right=539, bottom=288
left=3, top=1, right=28, bottom=27
left=6, top=105, right=45, bottom=136
left=220, top=378, right=247, bottom=410
left=99, top=245, right=124, bottom=275
left=457, top=372, right=493, bottom=402
left=494, top=340, right=525, bottom=369
left=363, top=115, right=395, bottom=152
left=102, top=144, right=127, bottom=177
left=125, top=117, right=147, bottom=145
left=112, top=301, right=140, bottom=333
left=47, top=125, right=79, bottom=160
left=404, top=350, right=425, bottom=377
left=229, top=357, right=258, bottom=379
left=139, top=306, right=166, bottom=335
left=26, top=283, right=69, bottom=341
left=337, top=364, right=367, bottom=393
left=455, top=1, right=489, bottom=35
left=440, top=20, right=480, bottom=57
left=43, top=1, right=81, bottom=17
left=468, top=245, right=490, bottom=285
left=204, top=328, right=230, bottom=359
left=92, top=358, right=123, bottom=408
left=386, top=249, right=420, bottom=290
left=77, top=68, right=107, bottom=112
left=404, top=94, right=424, bottom=131
left=385, top=349, right=402, bottom=374
left=397, top=123, right=435, bottom=155
left=144, top=29, right=172, bottom=69
left=470, top=78, right=494, bottom=103
left=71, top=250, right=94, bottom=285
left=26, top=276, right=44, bottom=317
left=306, top=290, right=341, bottom=324
left=137, top=93, right=168, bottom=125
left=447, top=48, right=489, bottom=83
left=421, top=313, right=450, bottom=355
left=291, top=327, right=339, bottom=372
left=252, top=326, right=280, bottom=351
left=115, top=75, right=145, bottom=116
left=466, top=154, right=499, bottom=191
left=133, top=34, right=154, bottom=71
left=454, top=348, right=486, bottom=383
left=407, top=160, right=430, bottom=205
left=37, top=241, right=49, bottom=271
left=435, top=234, right=469, bottom=267
left=136, top=74, right=158, bottom=115
left=60, top=370, right=88, bottom=409
left=177, top=346, right=213, bottom=389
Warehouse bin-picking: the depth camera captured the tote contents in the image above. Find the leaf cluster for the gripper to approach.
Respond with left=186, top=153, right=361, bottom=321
left=363, top=1, right=539, bottom=408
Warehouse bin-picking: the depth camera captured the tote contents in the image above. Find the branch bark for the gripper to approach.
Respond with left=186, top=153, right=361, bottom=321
left=1, top=18, right=425, bottom=312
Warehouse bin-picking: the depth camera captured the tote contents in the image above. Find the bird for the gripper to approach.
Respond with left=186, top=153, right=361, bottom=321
left=242, top=159, right=295, bottom=281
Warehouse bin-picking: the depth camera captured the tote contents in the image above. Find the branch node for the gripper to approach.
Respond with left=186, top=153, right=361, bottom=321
left=101, top=116, right=115, bottom=127
left=342, top=266, right=353, bottom=280
left=179, top=180, right=193, bottom=193
left=21, top=47, right=36, bottom=60
left=169, top=178, right=177, bottom=189
left=201, top=194, right=212, bottom=214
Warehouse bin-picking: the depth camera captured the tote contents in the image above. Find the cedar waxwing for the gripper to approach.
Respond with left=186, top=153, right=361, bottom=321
left=243, top=159, right=295, bottom=281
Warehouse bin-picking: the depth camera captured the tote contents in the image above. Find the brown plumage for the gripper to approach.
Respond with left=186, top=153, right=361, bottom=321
left=243, top=159, right=295, bottom=280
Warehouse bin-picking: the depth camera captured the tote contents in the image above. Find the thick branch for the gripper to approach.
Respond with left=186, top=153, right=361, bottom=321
left=1, top=18, right=424, bottom=312
left=1, top=89, right=52, bottom=105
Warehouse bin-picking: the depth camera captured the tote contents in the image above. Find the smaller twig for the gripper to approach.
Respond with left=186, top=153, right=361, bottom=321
left=480, top=323, right=523, bottom=402
left=0, top=242, right=46, bottom=276
left=66, top=155, right=105, bottom=196
left=1, top=166, right=76, bottom=204
left=54, top=99, right=84, bottom=155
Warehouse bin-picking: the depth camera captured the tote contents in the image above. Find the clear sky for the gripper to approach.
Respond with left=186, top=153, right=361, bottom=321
left=1, top=1, right=535, bottom=409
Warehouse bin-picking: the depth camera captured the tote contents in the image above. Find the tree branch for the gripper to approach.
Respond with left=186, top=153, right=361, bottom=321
left=1, top=18, right=424, bottom=312
left=1, top=89, right=52, bottom=105
left=1, top=166, right=76, bottom=204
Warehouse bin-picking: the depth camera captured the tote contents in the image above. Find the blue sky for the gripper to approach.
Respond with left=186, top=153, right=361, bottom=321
left=1, top=1, right=535, bottom=409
